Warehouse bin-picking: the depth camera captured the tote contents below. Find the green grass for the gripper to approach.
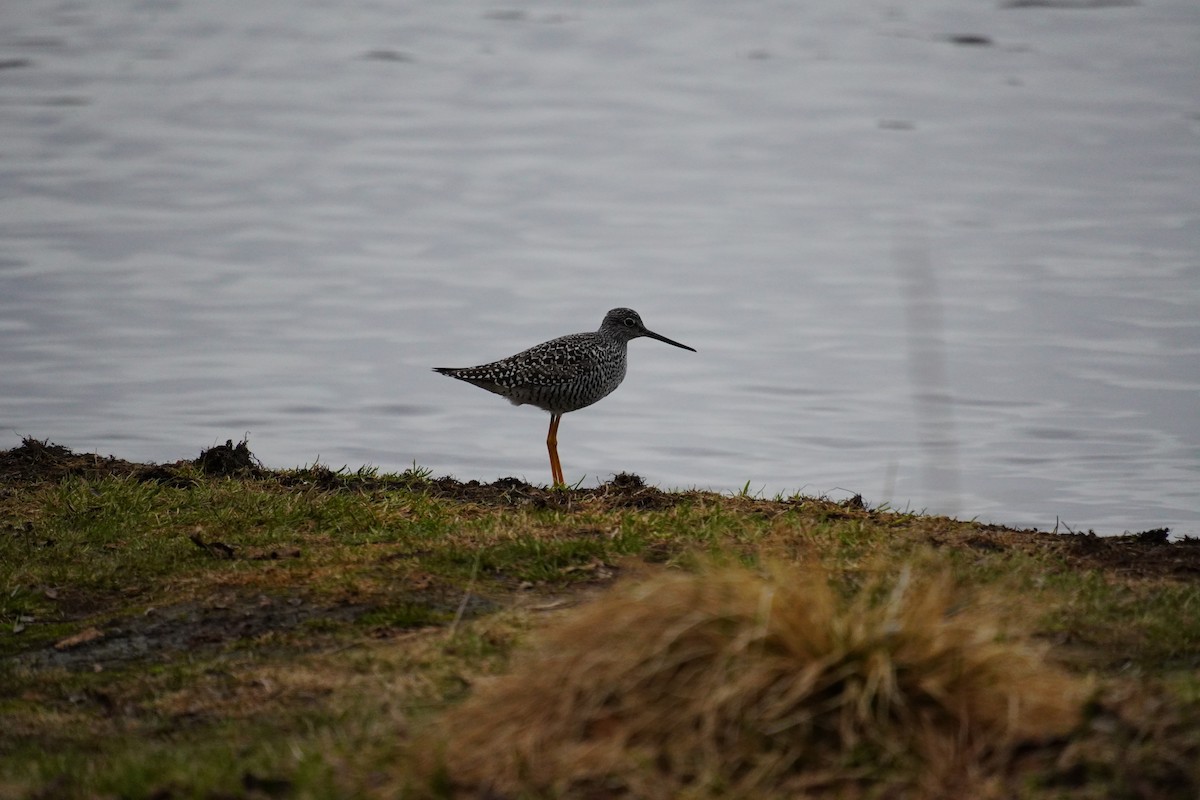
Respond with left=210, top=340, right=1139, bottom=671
left=1, top=454, right=1198, bottom=799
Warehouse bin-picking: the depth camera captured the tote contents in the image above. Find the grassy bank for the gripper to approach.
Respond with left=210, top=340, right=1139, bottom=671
left=1, top=438, right=1198, bottom=798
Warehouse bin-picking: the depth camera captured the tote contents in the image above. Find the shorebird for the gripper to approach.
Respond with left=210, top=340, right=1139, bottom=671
left=434, top=308, right=696, bottom=486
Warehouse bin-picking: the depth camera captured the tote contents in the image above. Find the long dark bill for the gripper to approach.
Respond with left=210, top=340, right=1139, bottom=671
left=642, top=328, right=697, bottom=352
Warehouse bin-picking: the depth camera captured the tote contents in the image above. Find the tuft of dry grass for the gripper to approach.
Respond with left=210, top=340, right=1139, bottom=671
left=431, top=563, right=1089, bottom=798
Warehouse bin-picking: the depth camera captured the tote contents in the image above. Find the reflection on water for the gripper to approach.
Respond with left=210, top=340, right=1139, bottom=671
left=1, top=0, right=1197, bottom=535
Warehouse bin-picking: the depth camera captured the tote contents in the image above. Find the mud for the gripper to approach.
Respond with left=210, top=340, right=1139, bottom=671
left=1061, top=528, right=1200, bottom=580
left=13, top=592, right=366, bottom=672
left=12, top=585, right=500, bottom=674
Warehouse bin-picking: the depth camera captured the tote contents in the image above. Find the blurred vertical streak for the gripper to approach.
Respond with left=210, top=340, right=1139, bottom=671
left=896, top=227, right=961, bottom=517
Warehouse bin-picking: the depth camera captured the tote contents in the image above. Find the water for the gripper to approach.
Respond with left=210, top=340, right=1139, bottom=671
left=2, top=0, right=1197, bottom=535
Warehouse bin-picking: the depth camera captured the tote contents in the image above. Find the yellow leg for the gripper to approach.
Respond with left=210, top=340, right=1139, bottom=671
left=547, top=413, right=564, bottom=487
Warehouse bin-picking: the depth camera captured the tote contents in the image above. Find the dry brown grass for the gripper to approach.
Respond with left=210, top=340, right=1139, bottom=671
left=431, top=563, right=1089, bottom=798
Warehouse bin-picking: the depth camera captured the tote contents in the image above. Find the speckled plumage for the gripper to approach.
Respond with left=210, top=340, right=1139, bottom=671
left=434, top=327, right=629, bottom=415
left=434, top=308, right=695, bottom=485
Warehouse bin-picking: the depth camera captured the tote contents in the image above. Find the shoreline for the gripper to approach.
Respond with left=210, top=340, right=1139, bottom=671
left=2, top=437, right=1198, bottom=797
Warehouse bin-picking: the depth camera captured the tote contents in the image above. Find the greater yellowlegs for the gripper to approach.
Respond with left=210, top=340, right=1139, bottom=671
left=434, top=308, right=696, bottom=486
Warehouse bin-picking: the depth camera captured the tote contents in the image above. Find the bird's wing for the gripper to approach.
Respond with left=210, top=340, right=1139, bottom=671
left=495, top=333, right=603, bottom=387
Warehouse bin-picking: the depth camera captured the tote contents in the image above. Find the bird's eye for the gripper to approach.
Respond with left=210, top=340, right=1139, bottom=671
left=623, top=317, right=636, bottom=327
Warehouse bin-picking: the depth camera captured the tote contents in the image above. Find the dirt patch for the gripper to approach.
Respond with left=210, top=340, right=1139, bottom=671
left=1061, top=530, right=1200, bottom=580
left=12, top=586, right=497, bottom=673
left=922, top=524, right=1200, bottom=584
left=0, top=438, right=148, bottom=486
left=194, top=438, right=264, bottom=477
left=11, top=593, right=358, bottom=671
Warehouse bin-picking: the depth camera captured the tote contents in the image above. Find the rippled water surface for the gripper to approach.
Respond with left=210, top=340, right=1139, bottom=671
left=3, top=0, right=1198, bottom=534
